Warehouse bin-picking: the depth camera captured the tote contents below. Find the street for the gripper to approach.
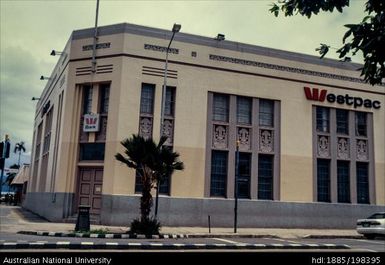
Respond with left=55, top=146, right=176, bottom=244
left=1, top=231, right=384, bottom=252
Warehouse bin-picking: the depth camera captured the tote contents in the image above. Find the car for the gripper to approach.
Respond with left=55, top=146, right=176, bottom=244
left=356, top=212, right=385, bottom=239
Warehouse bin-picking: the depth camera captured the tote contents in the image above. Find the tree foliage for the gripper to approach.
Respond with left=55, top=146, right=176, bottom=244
left=14, top=141, right=26, bottom=167
left=115, top=134, right=184, bottom=227
left=270, top=0, right=385, bottom=85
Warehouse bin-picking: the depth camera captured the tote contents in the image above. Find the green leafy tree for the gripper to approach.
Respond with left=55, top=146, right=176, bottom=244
left=270, top=0, right=385, bottom=85
left=14, top=142, right=26, bottom=167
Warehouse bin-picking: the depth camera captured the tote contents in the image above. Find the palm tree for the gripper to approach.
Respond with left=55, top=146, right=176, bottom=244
left=14, top=142, right=26, bottom=168
left=115, top=134, right=184, bottom=225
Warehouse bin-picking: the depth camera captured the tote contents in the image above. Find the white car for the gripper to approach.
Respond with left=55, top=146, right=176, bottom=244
left=357, top=212, right=385, bottom=239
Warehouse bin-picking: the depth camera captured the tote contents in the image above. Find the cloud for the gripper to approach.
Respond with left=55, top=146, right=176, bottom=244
left=0, top=45, right=52, bottom=167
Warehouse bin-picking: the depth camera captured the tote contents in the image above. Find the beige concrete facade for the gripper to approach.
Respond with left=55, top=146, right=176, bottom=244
left=24, top=23, right=385, bottom=228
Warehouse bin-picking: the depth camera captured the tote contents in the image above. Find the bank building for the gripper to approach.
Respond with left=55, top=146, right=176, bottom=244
left=24, top=23, right=385, bottom=228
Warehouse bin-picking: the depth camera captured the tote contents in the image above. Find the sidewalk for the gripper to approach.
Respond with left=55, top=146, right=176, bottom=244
left=1, top=205, right=361, bottom=239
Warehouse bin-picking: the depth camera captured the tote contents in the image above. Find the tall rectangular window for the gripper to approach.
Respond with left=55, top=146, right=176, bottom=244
left=159, top=145, right=172, bottom=195
left=100, top=84, right=110, bottom=114
left=337, top=161, right=350, bottom=203
left=159, top=174, right=170, bottom=195
left=356, top=162, right=369, bottom=204
left=237, top=97, right=252, bottom=124
left=83, top=86, right=93, bottom=114
left=355, top=112, right=367, bottom=136
left=316, top=107, right=329, bottom=133
left=165, top=87, right=176, bottom=117
left=336, top=109, right=349, bottom=135
left=213, top=94, right=229, bottom=122
left=317, top=159, right=330, bottom=202
left=140, top=84, right=155, bottom=114
left=258, top=155, right=273, bottom=200
left=259, top=99, right=274, bottom=127
left=210, top=151, right=228, bottom=197
left=237, top=153, right=251, bottom=199
left=135, top=171, right=142, bottom=193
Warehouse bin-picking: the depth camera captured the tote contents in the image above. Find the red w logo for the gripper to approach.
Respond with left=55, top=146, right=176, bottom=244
left=86, top=117, right=97, bottom=125
left=304, top=87, right=327, bottom=102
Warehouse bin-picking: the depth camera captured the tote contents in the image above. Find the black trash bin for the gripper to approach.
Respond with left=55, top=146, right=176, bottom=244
left=75, top=205, right=91, bottom=232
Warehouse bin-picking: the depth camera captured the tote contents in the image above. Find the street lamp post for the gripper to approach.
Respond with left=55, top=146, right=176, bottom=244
left=155, top=23, right=181, bottom=219
left=234, top=140, right=240, bottom=233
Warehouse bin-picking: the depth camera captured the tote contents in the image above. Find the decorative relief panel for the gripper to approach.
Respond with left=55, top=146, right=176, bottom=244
left=139, top=117, right=153, bottom=140
left=96, top=116, right=108, bottom=141
left=259, top=129, right=274, bottom=153
left=337, top=138, right=350, bottom=159
left=213, top=125, right=228, bottom=149
left=237, top=127, right=251, bottom=151
left=162, top=119, right=174, bottom=146
left=317, top=135, right=330, bottom=157
left=357, top=139, right=368, bottom=161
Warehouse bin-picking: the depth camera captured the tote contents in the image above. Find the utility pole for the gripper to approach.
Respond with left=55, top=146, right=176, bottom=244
left=0, top=135, right=11, bottom=201
left=234, top=140, right=240, bottom=233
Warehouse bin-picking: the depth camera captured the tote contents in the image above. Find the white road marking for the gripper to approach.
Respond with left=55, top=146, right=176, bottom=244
left=212, top=238, right=241, bottom=244
left=352, top=239, right=385, bottom=245
left=80, top=242, right=94, bottom=245
left=272, top=238, right=300, bottom=244
left=56, top=241, right=70, bottom=245
left=105, top=242, right=119, bottom=246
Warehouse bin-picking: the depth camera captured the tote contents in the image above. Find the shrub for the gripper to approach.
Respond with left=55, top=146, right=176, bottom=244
left=129, top=218, right=161, bottom=235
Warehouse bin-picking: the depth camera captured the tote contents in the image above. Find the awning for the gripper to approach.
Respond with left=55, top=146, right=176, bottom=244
left=11, top=164, right=30, bottom=185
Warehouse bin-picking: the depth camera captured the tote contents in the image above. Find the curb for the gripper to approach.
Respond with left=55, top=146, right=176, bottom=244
left=0, top=242, right=351, bottom=250
left=17, top=231, right=188, bottom=239
left=17, top=231, right=362, bottom=240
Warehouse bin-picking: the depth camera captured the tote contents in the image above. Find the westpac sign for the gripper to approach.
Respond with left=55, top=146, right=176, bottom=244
left=83, top=113, right=100, bottom=132
left=304, top=87, right=381, bottom=109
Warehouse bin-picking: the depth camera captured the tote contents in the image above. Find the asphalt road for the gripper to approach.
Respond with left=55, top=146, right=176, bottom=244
left=0, top=231, right=384, bottom=252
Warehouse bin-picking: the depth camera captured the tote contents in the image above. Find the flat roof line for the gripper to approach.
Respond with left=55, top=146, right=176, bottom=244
left=71, top=22, right=363, bottom=71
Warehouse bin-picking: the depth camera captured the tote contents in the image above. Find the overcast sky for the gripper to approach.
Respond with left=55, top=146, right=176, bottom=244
left=0, top=0, right=365, bottom=167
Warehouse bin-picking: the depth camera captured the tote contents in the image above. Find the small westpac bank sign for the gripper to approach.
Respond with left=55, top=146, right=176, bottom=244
left=83, top=113, right=100, bottom=132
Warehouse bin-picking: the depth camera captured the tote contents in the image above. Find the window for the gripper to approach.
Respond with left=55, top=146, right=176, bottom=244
left=213, top=94, right=229, bottom=122
left=259, top=100, right=274, bottom=127
left=83, top=86, right=93, bottom=114
left=140, top=84, right=155, bottom=114
left=258, top=155, right=273, bottom=200
left=100, top=84, right=110, bottom=114
left=79, top=143, right=105, bottom=161
left=159, top=173, right=170, bottom=195
left=237, top=153, right=251, bottom=199
left=337, top=161, right=350, bottom=203
left=165, top=87, right=176, bottom=117
left=210, top=151, right=228, bottom=197
left=237, top=97, right=252, bottom=124
left=357, top=162, right=369, bottom=204
left=336, top=109, right=349, bottom=135
left=317, top=159, right=330, bottom=202
left=316, top=107, right=329, bottom=133
left=135, top=171, right=142, bottom=193
left=355, top=112, right=367, bottom=136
